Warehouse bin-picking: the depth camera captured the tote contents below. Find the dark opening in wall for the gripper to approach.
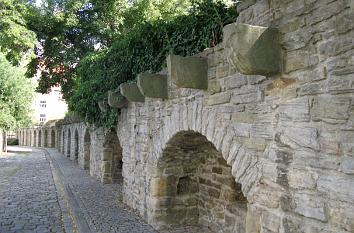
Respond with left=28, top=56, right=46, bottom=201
left=152, top=131, right=248, bottom=232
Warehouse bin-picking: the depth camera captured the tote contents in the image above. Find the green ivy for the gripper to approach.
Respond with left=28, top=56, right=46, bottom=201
left=69, top=0, right=238, bottom=128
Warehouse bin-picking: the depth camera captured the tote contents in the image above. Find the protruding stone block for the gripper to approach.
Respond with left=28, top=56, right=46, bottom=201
left=108, top=89, right=127, bottom=108
left=119, top=82, right=145, bottom=102
left=167, top=54, right=208, bottom=89
left=98, top=100, right=108, bottom=112
left=137, top=73, right=168, bottom=99
left=223, top=23, right=281, bottom=75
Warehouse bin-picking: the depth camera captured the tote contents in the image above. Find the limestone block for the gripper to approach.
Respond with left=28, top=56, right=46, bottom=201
left=167, top=54, right=208, bottom=90
left=223, top=23, right=281, bottom=75
left=207, top=92, right=231, bottom=106
left=294, top=193, right=328, bottom=222
left=318, top=174, right=354, bottom=203
left=312, top=96, right=351, bottom=123
left=119, top=82, right=145, bottom=102
left=101, top=161, right=111, bottom=174
left=279, top=126, right=319, bottom=151
left=288, top=168, right=318, bottom=189
left=137, top=73, right=168, bottom=99
left=107, top=89, right=127, bottom=108
left=98, top=100, right=108, bottom=112
left=340, top=157, right=354, bottom=174
left=278, top=97, right=310, bottom=122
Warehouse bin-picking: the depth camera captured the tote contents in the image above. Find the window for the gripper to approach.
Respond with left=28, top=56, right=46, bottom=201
left=39, top=100, right=46, bottom=108
left=39, top=114, right=46, bottom=122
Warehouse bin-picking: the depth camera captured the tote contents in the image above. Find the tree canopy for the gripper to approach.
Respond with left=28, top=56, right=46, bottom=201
left=0, top=0, right=37, bottom=66
left=8, top=0, right=238, bottom=128
left=0, top=53, right=34, bottom=130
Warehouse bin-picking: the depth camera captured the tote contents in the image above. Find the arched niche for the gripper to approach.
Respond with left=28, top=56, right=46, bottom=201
left=67, top=129, right=71, bottom=157
left=34, top=131, right=37, bottom=147
left=102, top=128, right=123, bottom=184
left=29, top=131, right=32, bottom=147
left=38, top=130, right=42, bottom=147
left=61, top=130, right=65, bottom=153
left=44, top=130, right=48, bottom=147
left=149, top=131, right=248, bottom=232
left=83, top=130, right=91, bottom=170
left=51, top=130, right=55, bottom=148
left=74, top=129, right=79, bottom=162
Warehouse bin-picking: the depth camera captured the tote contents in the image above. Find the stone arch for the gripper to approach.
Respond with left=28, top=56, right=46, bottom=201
left=29, top=131, right=32, bottom=147
left=44, top=130, right=48, bottom=147
left=61, top=130, right=65, bottom=152
left=74, top=128, right=79, bottom=162
left=34, top=131, right=37, bottom=147
left=149, top=131, right=249, bottom=232
left=38, top=130, right=42, bottom=147
left=24, top=130, right=28, bottom=146
left=51, top=129, right=56, bottom=148
left=83, top=129, right=91, bottom=170
left=67, top=129, right=71, bottom=157
left=24, top=130, right=26, bottom=146
left=102, top=129, right=123, bottom=184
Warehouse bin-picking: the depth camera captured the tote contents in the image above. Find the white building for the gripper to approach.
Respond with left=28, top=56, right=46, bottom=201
left=32, top=85, right=67, bottom=124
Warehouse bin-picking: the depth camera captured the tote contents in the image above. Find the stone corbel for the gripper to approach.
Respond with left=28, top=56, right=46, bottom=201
left=167, top=54, right=208, bottom=90
left=137, top=73, right=168, bottom=99
left=98, top=99, right=109, bottom=112
left=107, top=89, right=127, bottom=108
left=223, top=23, right=281, bottom=75
left=119, top=82, right=145, bottom=102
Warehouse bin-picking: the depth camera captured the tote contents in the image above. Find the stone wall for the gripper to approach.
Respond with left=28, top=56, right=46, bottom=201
left=18, top=0, right=354, bottom=232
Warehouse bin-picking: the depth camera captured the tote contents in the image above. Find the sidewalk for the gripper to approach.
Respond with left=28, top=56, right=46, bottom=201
left=45, top=148, right=156, bottom=233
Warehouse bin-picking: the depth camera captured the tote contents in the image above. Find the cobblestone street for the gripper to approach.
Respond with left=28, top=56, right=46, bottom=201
left=0, top=147, right=211, bottom=233
left=0, top=147, right=156, bottom=233
left=0, top=147, right=65, bottom=233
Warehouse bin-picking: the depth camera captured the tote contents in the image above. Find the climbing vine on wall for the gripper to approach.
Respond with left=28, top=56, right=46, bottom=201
left=69, top=0, right=238, bottom=128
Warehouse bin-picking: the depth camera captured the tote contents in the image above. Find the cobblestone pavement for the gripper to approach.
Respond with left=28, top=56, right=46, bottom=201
left=46, top=148, right=156, bottom=233
left=0, top=147, right=66, bottom=233
left=0, top=147, right=212, bottom=233
left=46, top=149, right=211, bottom=233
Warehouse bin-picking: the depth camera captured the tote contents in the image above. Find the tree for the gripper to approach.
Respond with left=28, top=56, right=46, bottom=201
left=0, top=0, right=37, bottom=66
left=0, top=52, right=34, bottom=131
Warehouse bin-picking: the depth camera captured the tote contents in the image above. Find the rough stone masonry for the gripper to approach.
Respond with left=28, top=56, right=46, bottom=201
left=18, top=0, right=354, bottom=232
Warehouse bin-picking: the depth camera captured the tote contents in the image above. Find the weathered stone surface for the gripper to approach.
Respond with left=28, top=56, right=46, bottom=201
left=312, top=96, right=351, bottom=123
left=120, top=82, right=145, bottom=102
left=279, top=126, right=319, bottom=151
left=233, top=123, right=250, bottom=137
left=288, top=168, right=318, bottom=189
left=250, top=124, right=273, bottom=139
left=137, top=73, right=168, bottom=99
left=223, top=23, right=281, bottom=75
left=208, top=80, right=221, bottom=94
left=19, top=2, right=354, bottom=232
left=231, top=91, right=263, bottom=104
left=225, top=75, right=247, bottom=89
left=278, top=97, right=310, bottom=122
left=98, top=99, right=108, bottom=112
left=340, top=157, right=354, bottom=175
left=207, top=92, right=231, bottom=106
left=108, top=89, right=128, bottom=108
left=294, top=193, right=328, bottom=222
left=297, top=81, right=327, bottom=96
left=318, top=174, right=354, bottom=203
left=167, top=54, right=208, bottom=90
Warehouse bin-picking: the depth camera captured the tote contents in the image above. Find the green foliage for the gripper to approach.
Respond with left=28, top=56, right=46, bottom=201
left=25, top=0, right=130, bottom=96
left=0, top=0, right=37, bottom=66
left=69, top=0, right=237, bottom=127
left=7, top=138, right=19, bottom=146
left=0, top=53, right=34, bottom=130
